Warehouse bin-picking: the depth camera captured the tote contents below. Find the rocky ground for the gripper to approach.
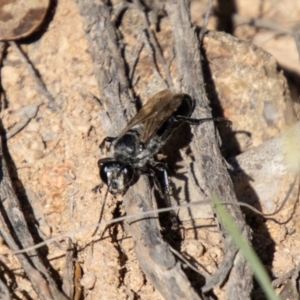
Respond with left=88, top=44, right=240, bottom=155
left=0, top=0, right=300, bottom=299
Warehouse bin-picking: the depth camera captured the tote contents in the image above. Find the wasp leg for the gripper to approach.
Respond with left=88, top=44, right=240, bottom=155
left=99, top=136, right=116, bottom=154
left=151, top=162, right=171, bottom=204
left=148, top=162, right=179, bottom=230
left=175, top=115, right=232, bottom=126
left=143, top=168, right=165, bottom=199
left=156, top=163, right=179, bottom=230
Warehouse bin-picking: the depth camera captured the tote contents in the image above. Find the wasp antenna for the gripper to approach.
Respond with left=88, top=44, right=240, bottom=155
left=91, top=185, right=110, bottom=237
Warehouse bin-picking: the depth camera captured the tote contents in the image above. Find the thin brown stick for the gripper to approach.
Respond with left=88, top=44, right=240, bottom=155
left=272, top=268, right=295, bottom=288
left=74, top=1, right=202, bottom=299
left=141, top=31, right=166, bottom=86
left=0, top=42, right=7, bottom=111
left=292, top=25, right=300, bottom=62
left=124, top=179, right=202, bottom=300
left=233, top=14, right=292, bottom=35
left=0, top=201, right=53, bottom=300
left=8, top=42, right=78, bottom=136
left=0, top=135, right=68, bottom=299
left=129, top=31, right=144, bottom=82
left=62, top=238, right=75, bottom=299
left=133, top=0, right=174, bottom=90
left=73, top=261, right=83, bottom=300
left=4, top=102, right=42, bottom=139
left=0, top=277, right=11, bottom=300
left=169, top=245, right=209, bottom=278
left=199, top=0, right=213, bottom=42
left=13, top=193, right=291, bottom=257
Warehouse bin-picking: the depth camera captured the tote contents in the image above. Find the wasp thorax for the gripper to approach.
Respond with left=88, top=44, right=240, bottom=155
left=114, top=132, right=143, bottom=156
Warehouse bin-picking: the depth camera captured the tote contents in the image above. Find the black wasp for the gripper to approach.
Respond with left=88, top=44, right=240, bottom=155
left=98, top=89, right=227, bottom=203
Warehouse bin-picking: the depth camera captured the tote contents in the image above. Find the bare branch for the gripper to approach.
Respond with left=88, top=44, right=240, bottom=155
left=8, top=42, right=78, bottom=136
left=0, top=135, right=68, bottom=300
left=75, top=1, right=197, bottom=298
left=0, top=277, right=11, bottom=300
left=133, top=0, right=174, bottom=90
left=166, top=0, right=252, bottom=296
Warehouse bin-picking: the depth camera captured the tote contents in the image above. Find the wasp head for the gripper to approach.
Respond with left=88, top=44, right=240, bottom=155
left=99, top=160, right=135, bottom=195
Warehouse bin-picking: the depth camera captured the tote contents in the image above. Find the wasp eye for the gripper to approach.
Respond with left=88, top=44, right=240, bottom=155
left=121, top=166, right=134, bottom=185
left=99, top=164, right=109, bottom=184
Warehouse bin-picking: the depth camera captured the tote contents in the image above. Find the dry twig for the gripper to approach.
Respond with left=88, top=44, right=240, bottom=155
left=0, top=278, right=11, bottom=300
left=75, top=1, right=202, bottom=298
left=133, top=0, right=174, bottom=90
left=12, top=196, right=294, bottom=256
left=233, top=14, right=293, bottom=35
left=166, top=0, right=252, bottom=297
left=0, top=135, right=68, bottom=299
left=8, top=42, right=78, bottom=136
left=4, top=102, right=42, bottom=139
left=62, top=238, right=75, bottom=299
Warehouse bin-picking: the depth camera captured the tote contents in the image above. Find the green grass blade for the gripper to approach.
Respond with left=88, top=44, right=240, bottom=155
left=212, top=195, right=280, bottom=300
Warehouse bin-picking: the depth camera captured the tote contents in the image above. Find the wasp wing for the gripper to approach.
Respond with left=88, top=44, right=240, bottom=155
left=120, top=90, right=185, bottom=143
